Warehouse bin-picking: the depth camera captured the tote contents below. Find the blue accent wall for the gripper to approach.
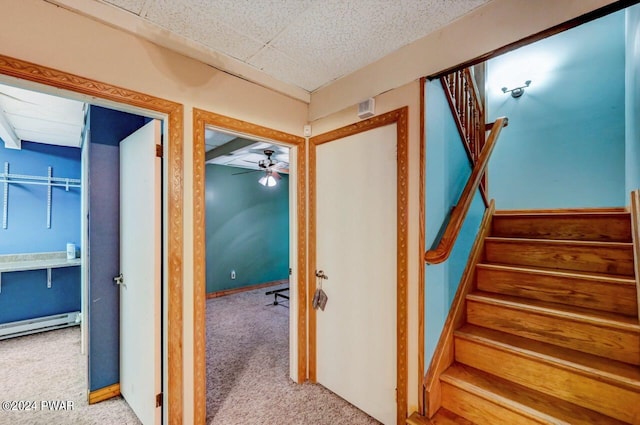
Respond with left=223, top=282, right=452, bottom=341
left=626, top=5, right=640, bottom=195
left=487, top=11, right=626, bottom=209
left=424, top=80, right=485, bottom=367
left=0, top=141, right=81, bottom=324
left=0, top=268, right=80, bottom=323
left=87, top=105, right=147, bottom=391
left=205, top=164, right=289, bottom=293
left=0, top=141, right=81, bottom=254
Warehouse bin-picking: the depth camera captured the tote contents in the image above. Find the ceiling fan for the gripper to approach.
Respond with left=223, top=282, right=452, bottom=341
left=232, top=149, right=285, bottom=186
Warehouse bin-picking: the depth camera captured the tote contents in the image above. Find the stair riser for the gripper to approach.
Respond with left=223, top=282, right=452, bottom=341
left=476, top=267, right=638, bottom=316
left=441, top=383, right=539, bottom=425
left=466, top=300, right=640, bottom=365
left=491, top=215, right=632, bottom=242
left=455, top=337, right=640, bottom=424
left=484, top=240, right=634, bottom=276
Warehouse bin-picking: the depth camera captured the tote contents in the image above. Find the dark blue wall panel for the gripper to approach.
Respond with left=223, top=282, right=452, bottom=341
left=87, top=105, right=146, bottom=391
left=0, top=267, right=80, bottom=322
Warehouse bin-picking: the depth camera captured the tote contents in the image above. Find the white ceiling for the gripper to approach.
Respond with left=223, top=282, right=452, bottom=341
left=0, top=83, right=86, bottom=149
left=52, top=0, right=490, bottom=94
left=205, top=128, right=290, bottom=172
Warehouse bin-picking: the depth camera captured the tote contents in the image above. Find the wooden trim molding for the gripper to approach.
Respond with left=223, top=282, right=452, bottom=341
left=193, top=109, right=306, bottom=425
left=88, top=384, right=121, bottom=405
left=0, top=54, right=184, bottom=424
left=423, top=200, right=494, bottom=418
left=206, top=279, right=289, bottom=299
left=309, top=106, right=409, bottom=424
left=630, top=190, right=640, bottom=322
left=418, top=77, right=426, bottom=415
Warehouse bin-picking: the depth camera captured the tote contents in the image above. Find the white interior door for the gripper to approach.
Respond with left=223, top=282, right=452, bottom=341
left=315, top=124, right=397, bottom=424
left=119, top=119, right=162, bottom=425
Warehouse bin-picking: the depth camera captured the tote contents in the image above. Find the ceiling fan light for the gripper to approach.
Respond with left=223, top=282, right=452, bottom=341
left=266, top=175, right=277, bottom=187
left=258, top=175, right=268, bottom=186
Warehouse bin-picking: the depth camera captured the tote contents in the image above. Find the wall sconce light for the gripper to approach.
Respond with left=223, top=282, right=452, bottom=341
left=501, top=80, right=531, bottom=98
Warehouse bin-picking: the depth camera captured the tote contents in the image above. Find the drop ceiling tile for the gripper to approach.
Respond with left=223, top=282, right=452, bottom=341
left=268, top=1, right=393, bottom=86
left=102, top=0, right=147, bottom=14
left=248, top=46, right=333, bottom=91
left=200, top=0, right=314, bottom=44
left=145, top=0, right=264, bottom=61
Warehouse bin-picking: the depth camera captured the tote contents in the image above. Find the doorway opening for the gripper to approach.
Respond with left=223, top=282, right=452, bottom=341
left=203, top=128, right=292, bottom=421
left=0, top=63, right=181, bottom=424
left=192, top=109, right=306, bottom=423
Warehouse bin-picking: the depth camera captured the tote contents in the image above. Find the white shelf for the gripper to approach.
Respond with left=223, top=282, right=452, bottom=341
left=0, top=252, right=81, bottom=293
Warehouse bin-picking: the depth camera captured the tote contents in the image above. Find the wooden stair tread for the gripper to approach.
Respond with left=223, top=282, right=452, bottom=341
left=466, top=291, right=640, bottom=332
left=455, top=324, right=640, bottom=391
left=491, top=212, right=632, bottom=242
left=407, top=410, right=473, bottom=425
left=484, top=237, right=634, bottom=276
left=441, top=364, right=628, bottom=425
left=494, top=208, right=628, bottom=215
left=476, top=263, right=636, bottom=285
left=485, top=236, right=632, bottom=248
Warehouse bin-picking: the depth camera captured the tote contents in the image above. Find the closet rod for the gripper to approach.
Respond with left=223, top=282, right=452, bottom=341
left=0, top=179, right=81, bottom=189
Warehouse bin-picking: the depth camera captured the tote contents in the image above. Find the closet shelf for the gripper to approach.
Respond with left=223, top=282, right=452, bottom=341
left=0, top=252, right=81, bottom=273
left=0, top=252, right=81, bottom=294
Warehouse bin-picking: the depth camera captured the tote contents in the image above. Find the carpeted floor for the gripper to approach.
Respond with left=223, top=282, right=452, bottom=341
left=0, top=286, right=381, bottom=425
left=0, top=326, right=140, bottom=425
left=206, top=286, right=381, bottom=425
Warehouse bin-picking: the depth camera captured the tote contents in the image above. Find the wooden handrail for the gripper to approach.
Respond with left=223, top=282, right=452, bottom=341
left=425, top=116, right=508, bottom=264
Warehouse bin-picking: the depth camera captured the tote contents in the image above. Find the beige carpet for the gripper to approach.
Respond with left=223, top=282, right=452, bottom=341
left=206, top=286, right=382, bottom=425
left=0, top=326, right=140, bottom=425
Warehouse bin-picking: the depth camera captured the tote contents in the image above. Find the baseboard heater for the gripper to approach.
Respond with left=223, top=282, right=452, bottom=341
left=0, top=311, right=81, bottom=340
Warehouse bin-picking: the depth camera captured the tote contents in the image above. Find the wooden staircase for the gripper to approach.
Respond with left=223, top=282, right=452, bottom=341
left=427, top=209, right=640, bottom=424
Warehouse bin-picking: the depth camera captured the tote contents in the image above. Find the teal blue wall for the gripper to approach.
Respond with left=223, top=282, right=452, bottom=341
left=487, top=11, right=626, bottom=209
left=626, top=5, right=640, bottom=195
left=205, top=164, right=289, bottom=293
left=424, top=80, right=485, bottom=367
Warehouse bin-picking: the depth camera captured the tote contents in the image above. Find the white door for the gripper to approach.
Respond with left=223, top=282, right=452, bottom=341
left=119, top=119, right=162, bottom=425
left=315, top=124, right=397, bottom=424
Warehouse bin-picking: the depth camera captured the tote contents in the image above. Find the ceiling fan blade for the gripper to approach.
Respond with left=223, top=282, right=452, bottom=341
left=231, top=169, right=259, bottom=175
left=271, top=170, right=282, bottom=180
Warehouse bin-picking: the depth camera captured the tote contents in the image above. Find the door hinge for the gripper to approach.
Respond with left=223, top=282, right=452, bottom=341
left=289, top=268, right=292, bottom=276
left=156, top=144, right=163, bottom=158
left=156, top=393, right=163, bottom=408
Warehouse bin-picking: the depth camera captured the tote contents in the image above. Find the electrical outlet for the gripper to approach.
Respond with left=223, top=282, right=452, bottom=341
left=230, top=270, right=236, bottom=280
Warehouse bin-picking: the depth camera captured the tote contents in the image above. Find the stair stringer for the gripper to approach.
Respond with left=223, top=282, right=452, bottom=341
left=423, top=200, right=495, bottom=418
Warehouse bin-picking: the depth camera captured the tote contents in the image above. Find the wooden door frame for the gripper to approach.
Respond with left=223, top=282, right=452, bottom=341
left=0, top=55, right=184, bottom=423
left=192, top=109, right=307, bottom=425
left=308, top=106, right=409, bottom=424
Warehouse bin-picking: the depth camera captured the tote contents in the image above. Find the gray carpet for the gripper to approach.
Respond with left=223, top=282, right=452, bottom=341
left=0, top=326, right=140, bottom=425
left=206, top=286, right=381, bottom=425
